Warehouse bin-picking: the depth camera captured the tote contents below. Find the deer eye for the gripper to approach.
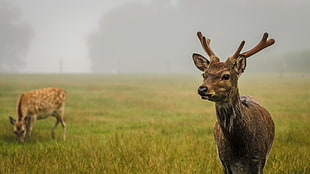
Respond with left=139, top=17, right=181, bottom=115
left=221, top=74, right=230, bottom=80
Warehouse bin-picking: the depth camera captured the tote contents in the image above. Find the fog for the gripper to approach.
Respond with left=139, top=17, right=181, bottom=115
left=1, top=0, right=310, bottom=74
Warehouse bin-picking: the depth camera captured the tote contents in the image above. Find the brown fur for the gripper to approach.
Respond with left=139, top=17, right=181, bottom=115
left=193, top=32, right=275, bottom=174
left=9, top=87, right=67, bottom=143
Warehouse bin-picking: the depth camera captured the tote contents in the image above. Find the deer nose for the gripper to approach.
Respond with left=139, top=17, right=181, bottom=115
left=198, top=86, right=208, bottom=96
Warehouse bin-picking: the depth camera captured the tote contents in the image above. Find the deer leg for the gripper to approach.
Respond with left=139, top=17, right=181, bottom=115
left=26, top=116, right=35, bottom=139
left=25, top=117, right=31, bottom=137
left=59, top=108, right=66, bottom=141
left=52, top=107, right=66, bottom=141
left=51, top=116, right=60, bottom=139
left=59, top=116, right=66, bottom=141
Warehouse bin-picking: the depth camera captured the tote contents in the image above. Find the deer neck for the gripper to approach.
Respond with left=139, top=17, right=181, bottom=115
left=215, top=89, right=246, bottom=137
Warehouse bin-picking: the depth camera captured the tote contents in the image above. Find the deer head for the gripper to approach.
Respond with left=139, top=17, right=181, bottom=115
left=192, top=32, right=275, bottom=103
left=9, top=116, right=28, bottom=143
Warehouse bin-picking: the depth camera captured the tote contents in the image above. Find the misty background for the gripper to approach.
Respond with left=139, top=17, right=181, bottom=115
left=1, top=0, right=309, bottom=74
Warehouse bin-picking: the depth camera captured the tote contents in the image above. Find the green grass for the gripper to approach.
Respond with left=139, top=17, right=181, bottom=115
left=0, top=74, right=309, bottom=173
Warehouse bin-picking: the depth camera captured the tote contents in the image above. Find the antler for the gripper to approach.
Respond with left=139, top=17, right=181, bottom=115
left=232, top=40, right=245, bottom=58
left=197, top=32, right=220, bottom=62
left=239, top=32, right=275, bottom=58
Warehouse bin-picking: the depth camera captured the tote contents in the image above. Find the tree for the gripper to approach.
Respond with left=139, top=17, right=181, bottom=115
left=87, top=1, right=190, bottom=74
left=0, top=1, right=33, bottom=72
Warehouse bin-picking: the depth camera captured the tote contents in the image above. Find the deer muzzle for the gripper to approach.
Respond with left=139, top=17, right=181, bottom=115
left=198, top=86, right=208, bottom=96
left=198, top=86, right=214, bottom=99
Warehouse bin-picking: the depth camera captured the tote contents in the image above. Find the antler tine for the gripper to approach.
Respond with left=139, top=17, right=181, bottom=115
left=240, top=32, right=275, bottom=58
left=197, top=32, right=219, bottom=62
left=197, top=31, right=203, bottom=42
left=232, top=40, right=245, bottom=58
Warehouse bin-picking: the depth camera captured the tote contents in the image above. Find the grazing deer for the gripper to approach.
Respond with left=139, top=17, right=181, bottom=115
left=192, top=32, right=275, bottom=174
left=9, top=87, right=67, bottom=143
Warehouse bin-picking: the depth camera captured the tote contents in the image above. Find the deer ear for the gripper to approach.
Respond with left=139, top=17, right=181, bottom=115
left=192, top=53, right=210, bottom=72
left=9, top=116, right=16, bottom=125
left=234, top=56, right=247, bottom=74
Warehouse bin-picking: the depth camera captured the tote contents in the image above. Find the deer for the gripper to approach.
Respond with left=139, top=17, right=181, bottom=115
left=192, top=32, right=275, bottom=174
left=9, top=87, right=67, bottom=143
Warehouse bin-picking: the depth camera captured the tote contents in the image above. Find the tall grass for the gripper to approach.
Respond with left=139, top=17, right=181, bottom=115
left=0, top=74, right=309, bottom=173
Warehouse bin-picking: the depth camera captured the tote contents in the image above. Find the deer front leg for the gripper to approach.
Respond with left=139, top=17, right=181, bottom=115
left=26, top=116, right=35, bottom=138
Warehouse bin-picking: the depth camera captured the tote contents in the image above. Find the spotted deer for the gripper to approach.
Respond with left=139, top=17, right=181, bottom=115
left=9, top=87, right=67, bottom=143
left=192, top=32, right=275, bottom=174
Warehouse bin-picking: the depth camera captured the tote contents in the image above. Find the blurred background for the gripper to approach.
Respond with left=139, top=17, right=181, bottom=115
left=1, top=0, right=309, bottom=74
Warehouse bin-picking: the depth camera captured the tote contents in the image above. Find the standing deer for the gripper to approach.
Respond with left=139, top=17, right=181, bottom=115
left=9, top=87, right=67, bottom=143
left=192, top=32, right=275, bottom=174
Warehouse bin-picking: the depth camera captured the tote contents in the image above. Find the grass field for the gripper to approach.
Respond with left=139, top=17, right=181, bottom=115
left=0, top=74, right=309, bottom=173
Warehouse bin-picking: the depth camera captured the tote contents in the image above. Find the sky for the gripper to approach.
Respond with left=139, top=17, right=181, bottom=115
left=4, top=0, right=310, bottom=73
